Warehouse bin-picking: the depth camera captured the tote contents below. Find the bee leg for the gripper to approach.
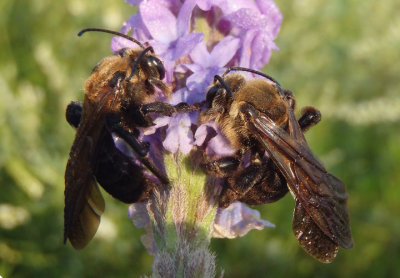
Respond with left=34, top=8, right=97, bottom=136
left=147, top=77, right=171, bottom=97
left=133, top=101, right=200, bottom=127
left=105, top=115, right=170, bottom=185
left=237, top=159, right=288, bottom=206
left=140, top=101, right=200, bottom=116
left=201, top=156, right=240, bottom=177
left=200, top=155, right=246, bottom=208
left=65, top=101, right=82, bottom=128
left=298, top=106, right=321, bottom=132
left=218, top=162, right=264, bottom=208
left=201, top=153, right=269, bottom=207
left=201, top=155, right=285, bottom=208
left=212, top=154, right=288, bottom=208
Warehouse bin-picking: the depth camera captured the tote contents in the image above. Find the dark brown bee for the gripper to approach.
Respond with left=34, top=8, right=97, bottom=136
left=199, top=67, right=353, bottom=262
left=64, top=28, right=193, bottom=249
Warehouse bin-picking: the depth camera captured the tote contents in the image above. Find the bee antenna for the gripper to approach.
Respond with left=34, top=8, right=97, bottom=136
left=126, top=46, right=155, bottom=81
left=214, top=75, right=233, bottom=97
left=78, top=28, right=146, bottom=49
left=223, top=66, right=281, bottom=87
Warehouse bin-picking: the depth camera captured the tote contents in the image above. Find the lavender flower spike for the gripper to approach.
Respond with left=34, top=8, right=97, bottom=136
left=111, top=0, right=283, bottom=276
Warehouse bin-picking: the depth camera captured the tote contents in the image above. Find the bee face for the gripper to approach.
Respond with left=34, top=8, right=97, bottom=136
left=83, top=47, right=168, bottom=112
left=201, top=74, right=290, bottom=151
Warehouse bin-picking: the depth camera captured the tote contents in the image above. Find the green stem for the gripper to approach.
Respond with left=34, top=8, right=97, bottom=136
left=150, top=153, right=218, bottom=278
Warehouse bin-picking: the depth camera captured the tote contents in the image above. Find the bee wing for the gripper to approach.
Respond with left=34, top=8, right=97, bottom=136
left=292, top=199, right=339, bottom=262
left=64, top=122, right=105, bottom=249
left=243, top=104, right=353, bottom=258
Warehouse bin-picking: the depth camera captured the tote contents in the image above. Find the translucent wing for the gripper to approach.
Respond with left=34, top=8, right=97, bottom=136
left=242, top=103, right=353, bottom=262
left=64, top=176, right=105, bottom=249
left=292, top=199, right=339, bottom=262
left=64, top=99, right=106, bottom=249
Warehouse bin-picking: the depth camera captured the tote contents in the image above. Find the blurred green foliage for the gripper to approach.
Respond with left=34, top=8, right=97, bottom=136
left=0, top=0, right=399, bottom=277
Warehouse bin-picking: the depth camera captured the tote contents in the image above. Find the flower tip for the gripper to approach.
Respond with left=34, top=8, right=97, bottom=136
left=213, top=202, right=275, bottom=239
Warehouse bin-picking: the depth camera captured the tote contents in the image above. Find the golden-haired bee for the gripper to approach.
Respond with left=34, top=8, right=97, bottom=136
left=64, top=28, right=193, bottom=249
left=199, top=67, right=353, bottom=262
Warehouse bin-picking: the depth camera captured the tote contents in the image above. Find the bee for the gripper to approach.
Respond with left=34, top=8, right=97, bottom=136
left=64, top=28, right=193, bottom=249
left=199, top=67, right=353, bottom=262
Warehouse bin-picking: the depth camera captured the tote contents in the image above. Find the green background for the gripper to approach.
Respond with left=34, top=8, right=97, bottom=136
left=1, top=0, right=399, bottom=277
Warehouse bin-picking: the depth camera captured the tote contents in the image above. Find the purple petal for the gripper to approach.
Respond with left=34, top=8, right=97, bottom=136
left=196, top=0, right=215, bottom=11
left=128, top=203, right=157, bottom=254
left=255, top=0, right=283, bottom=37
left=250, top=31, right=274, bottom=68
left=210, top=36, right=240, bottom=67
left=143, top=40, right=168, bottom=56
left=128, top=203, right=150, bottom=228
left=171, top=33, right=204, bottom=61
left=184, top=63, right=203, bottom=74
left=186, top=88, right=209, bottom=104
left=140, top=0, right=177, bottom=43
left=194, top=123, right=210, bottom=146
left=194, top=121, right=235, bottom=156
left=110, top=13, right=151, bottom=52
left=194, top=121, right=221, bottom=146
left=169, top=87, right=187, bottom=104
left=169, top=87, right=204, bottom=105
left=176, top=0, right=197, bottom=36
left=185, top=69, right=208, bottom=91
left=197, top=0, right=256, bottom=14
left=141, top=116, right=170, bottom=136
left=163, top=113, right=195, bottom=154
left=224, top=0, right=258, bottom=13
left=110, top=36, right=139, bottom=52
left=163, top=59, right=176, bottom=85
left=147, top=0, right=182, bottom=13
left=124, top=13, right=152, bottom=41
left=206, top=132, right=236, bottom=157
left=189, top=41, right=210, bottom=66
left=186, top=67, right=223, bottom=99
left=238, top=29, right=258, bottom=68
left=225, top=8, right=267, bottom=30
left=213, top=202, right=274, bottom=239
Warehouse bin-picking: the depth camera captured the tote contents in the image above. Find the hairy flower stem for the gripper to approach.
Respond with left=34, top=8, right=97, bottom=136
left=150, top=153, right=218, bottom=278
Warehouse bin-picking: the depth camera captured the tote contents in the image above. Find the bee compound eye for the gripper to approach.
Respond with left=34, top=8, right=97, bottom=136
left=146, top=56, right=165, bottom=80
